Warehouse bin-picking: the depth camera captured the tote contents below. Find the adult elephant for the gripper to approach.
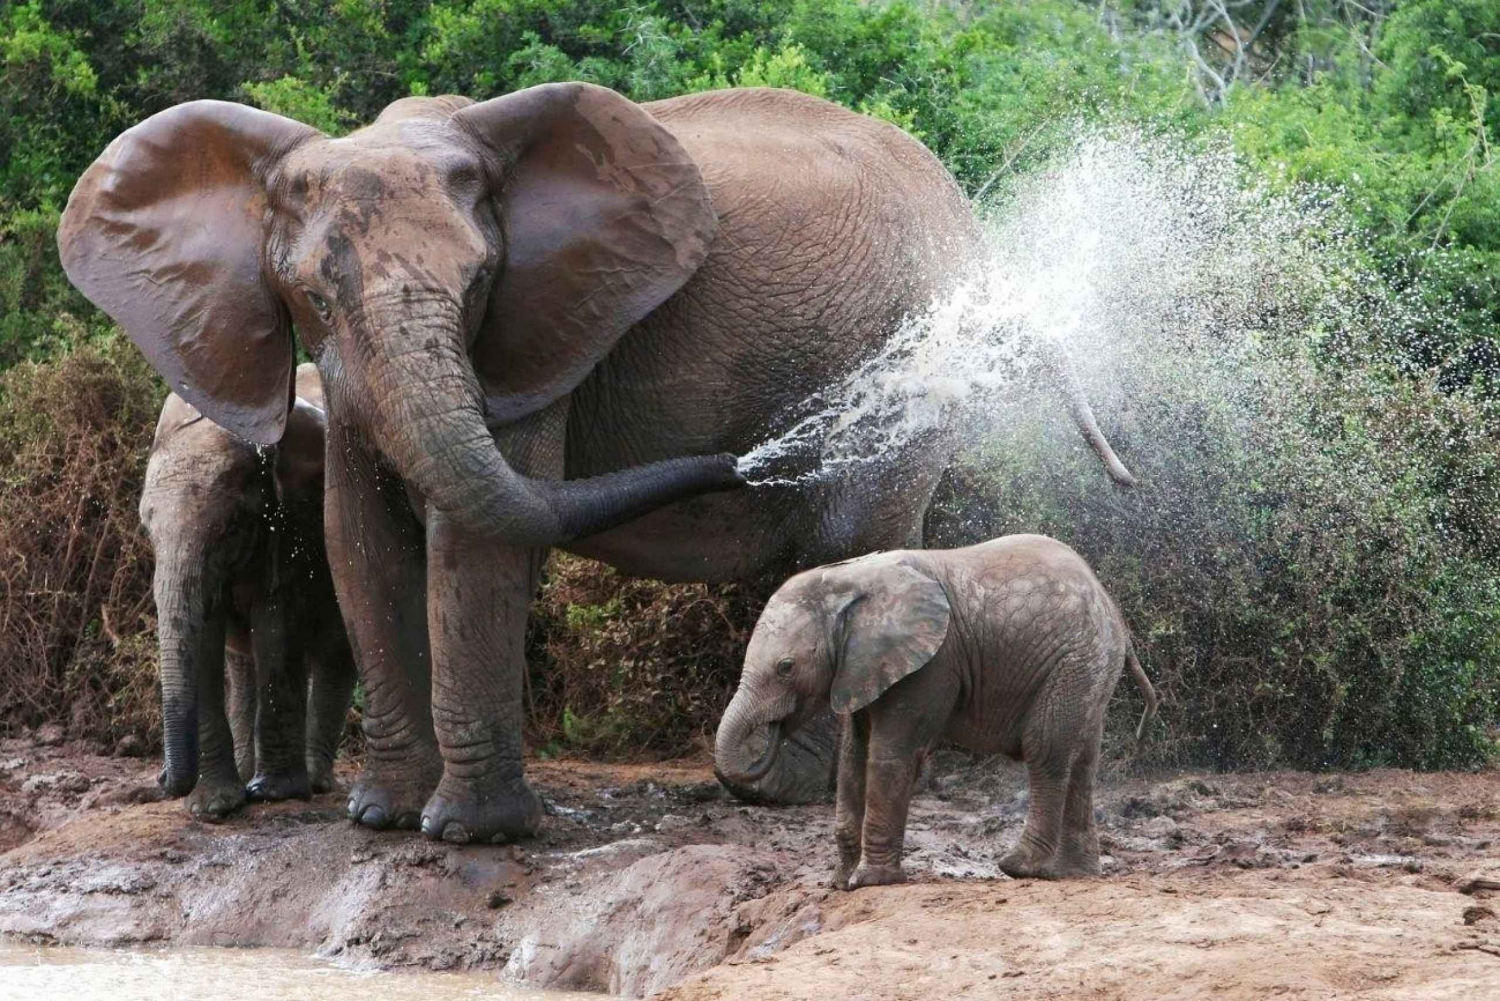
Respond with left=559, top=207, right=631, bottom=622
left=58, top=84, right=1133, bottom=844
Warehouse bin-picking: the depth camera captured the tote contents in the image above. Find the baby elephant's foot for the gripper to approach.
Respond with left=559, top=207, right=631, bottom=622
left=846, top=864, right=906, bottom=890
left=307, top=761, right=339, bottom=795
left=186, top=776, right=247, bottom=822
left=246, top=770, right=313, bottom=803
left=831, top=862, right=857, bottom=891
left=999, top=846, right=1098, bottom=881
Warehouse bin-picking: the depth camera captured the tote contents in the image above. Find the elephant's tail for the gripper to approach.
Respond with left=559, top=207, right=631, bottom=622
left=1126, top=643, right=1157, bottom=743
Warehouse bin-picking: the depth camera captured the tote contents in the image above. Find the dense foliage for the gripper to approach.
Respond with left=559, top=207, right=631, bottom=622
left=1, top=1, right=1495, bottom=767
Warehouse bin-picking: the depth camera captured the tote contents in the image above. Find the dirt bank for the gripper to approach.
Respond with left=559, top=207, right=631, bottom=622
left=1, top=735, right=1497, bottom=999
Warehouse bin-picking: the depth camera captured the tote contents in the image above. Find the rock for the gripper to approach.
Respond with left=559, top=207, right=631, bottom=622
left=34, top=724, right=65, bottom=747
left=21, top=771, right=91, bottom=796
left=1455, top=871, right=1500, bottom=895
left=113, top=734, right=147, bottom=758
left=1141, top=816, right=1178, bottom=838
left=1463, top=905, right=1496, bottom=926
left=656, top=813, right=693, bottom=833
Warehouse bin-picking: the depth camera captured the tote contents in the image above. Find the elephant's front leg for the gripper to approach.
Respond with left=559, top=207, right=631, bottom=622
left=328, top=434, right=441, bottom=831
left=832, top=714, right=869, bottom=890
left=419, top=511, right=546, bottom=844
left=849, top=742, right=921, bottom=890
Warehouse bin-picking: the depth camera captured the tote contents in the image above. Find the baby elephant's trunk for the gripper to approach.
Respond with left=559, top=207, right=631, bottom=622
left=1126, top=644, right=1157, bottom=742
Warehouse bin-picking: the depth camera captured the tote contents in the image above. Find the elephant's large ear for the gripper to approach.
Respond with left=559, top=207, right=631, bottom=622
left=829, top=563, right=952, bottom=716
left=57, top=101, right=320, bottom=445
left=454, top=83, right=716, bottom=424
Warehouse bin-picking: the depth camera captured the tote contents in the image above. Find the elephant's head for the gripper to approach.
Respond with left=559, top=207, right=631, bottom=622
left=62, top=84, right=741, bottom=546
left=140, top=367, right=327, bottom=796
left=714, top=554, right=952, bottom=789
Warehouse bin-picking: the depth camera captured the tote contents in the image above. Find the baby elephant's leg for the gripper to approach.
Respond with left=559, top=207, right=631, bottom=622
left=849, top=750, right=920, bottom=889
left=999, top=742, right=1074, bottom=880
left=305, top=632, right=357, bottom=795
left=1055, top=733, right=1103, bottom=877
left=246, top=594, right=313, bottom=802
left=832, top=715, right=869, bottom=890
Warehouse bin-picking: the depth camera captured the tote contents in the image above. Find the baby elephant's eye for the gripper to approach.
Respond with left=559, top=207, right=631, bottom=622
left=305, top=289, right=332, bottom=321
left=775, top=657, right=795, bottom=678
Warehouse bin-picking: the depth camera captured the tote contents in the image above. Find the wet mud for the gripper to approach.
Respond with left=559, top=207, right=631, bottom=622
left=1, top=736, right=1497, bottom=999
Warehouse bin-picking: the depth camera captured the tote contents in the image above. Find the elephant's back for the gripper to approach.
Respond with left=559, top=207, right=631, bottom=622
left=959, top=535, right=1119, bottom=641
left=645, top=88, right=980, bottom=288
left=572, top=89, right=982, bottom=464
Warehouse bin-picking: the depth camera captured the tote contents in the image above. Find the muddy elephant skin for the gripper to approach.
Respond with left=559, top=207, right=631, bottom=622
left=59, top=84, right=1133, bottom=845
left=716, top=535, right=1157, bottom=887
left=140, top=364, right=355, bottom=820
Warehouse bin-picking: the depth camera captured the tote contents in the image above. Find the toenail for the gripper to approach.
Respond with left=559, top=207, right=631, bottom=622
left=442, top=822, right=472, bottom=845
left=361, top=805, right=388, bottom=828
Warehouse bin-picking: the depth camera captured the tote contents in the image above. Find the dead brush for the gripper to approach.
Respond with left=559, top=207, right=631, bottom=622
left=0, top=342, right=162, bottom=747
left=525, top=554, right=770, bottom=759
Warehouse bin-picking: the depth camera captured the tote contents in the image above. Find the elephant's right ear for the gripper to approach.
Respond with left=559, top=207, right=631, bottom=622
left=57, top=101, right=320, bottom=445
left=829, top=563, right=952, bottom=715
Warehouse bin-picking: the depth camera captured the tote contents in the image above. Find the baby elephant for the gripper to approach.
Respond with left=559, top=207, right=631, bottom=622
left=715, top=535, right=1156, bottom=888
left=140, top=364, right=355, bottom=819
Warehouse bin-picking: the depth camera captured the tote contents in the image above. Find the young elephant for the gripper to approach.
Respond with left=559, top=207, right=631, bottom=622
left=715, top=535, right=1156, bottom=887
left=140, top=364, right=356, bottom=819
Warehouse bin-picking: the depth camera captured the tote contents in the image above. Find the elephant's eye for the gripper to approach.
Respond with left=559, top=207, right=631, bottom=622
left=775, top=657, right=795, bottom=678
left=305, top=289, right=332, bottom=321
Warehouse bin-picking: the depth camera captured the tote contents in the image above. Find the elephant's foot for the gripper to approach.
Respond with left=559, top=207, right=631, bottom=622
left=420, top=776, right=543, bottom=845
left=347, top=759, right=440, bottom=831
left=307, top=759, right=339, bottom=795
left=999, top=838, right=1098, bottom=880
left=846, top=863, right=906, bottom=890
left=246, top=769, right=313, bottom=803
left=186, top=774, right=247, bottom=822
left=831, top=845, right=861, bottom=890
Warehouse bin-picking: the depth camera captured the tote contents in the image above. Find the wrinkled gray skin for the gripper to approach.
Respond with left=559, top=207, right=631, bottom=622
left=63, top=85, right=1134, bottom=844
left=140, top=364, right=355, bottom=820
left=716, top=535, right=1157, bottom=887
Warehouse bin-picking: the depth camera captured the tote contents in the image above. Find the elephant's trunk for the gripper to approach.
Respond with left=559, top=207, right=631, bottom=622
left=714, top=682, right=787, bottom=787
left=364, top=309, right=744, bottom=546
left=1036, top=340, right=1136, bottom=488
left=152, top=543, right=213, bottom=796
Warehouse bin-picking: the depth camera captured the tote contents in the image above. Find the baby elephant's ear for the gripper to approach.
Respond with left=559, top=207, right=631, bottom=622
left=829, top=563, right=952, bottom=715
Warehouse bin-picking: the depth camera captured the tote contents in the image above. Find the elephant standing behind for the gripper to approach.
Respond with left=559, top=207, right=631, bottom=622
left=715, top=536, right=1156, bottom=886
left=62, top=84, right=1133, bottom=844
left=140, top=364, right=355, bottom=819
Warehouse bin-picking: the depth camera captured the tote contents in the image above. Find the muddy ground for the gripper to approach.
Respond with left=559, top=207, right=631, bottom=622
left=1, top=735, right=1497, bottom=1000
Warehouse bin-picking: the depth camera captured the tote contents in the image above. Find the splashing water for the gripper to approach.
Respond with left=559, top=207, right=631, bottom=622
left=732, top=126, right=1340, bottom=489
left=734, top=124, right=1435, bottom=504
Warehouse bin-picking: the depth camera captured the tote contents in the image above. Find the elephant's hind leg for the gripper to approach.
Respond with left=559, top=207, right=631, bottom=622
left=1054, top=734, right=1104, bottom=878
left=998, top=740, right=1074, bottom=880
left=305, top=635, right=357, bottom=795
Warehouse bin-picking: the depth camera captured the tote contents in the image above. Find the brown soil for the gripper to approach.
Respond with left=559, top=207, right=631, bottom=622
left=1, top=736, right=1497, bottom=999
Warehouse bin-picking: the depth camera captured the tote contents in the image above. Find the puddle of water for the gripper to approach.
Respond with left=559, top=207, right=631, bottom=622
left=0, top=941, right=595, bottom=1001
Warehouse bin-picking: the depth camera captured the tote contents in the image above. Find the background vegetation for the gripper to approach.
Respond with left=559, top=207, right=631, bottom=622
left=1, top=1, right=1496, bottom=768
